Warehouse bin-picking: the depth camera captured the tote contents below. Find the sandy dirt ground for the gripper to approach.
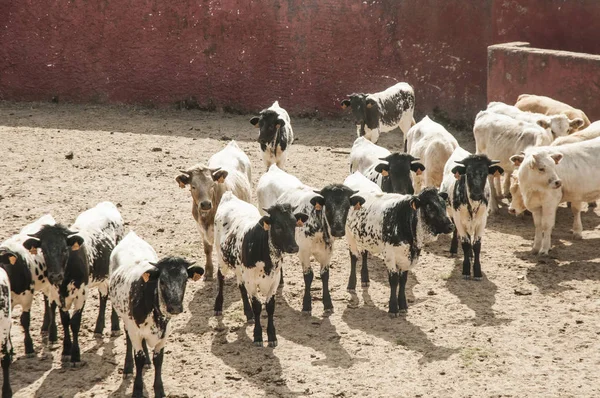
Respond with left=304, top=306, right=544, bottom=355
left=1, top=101, right=600, bottom=398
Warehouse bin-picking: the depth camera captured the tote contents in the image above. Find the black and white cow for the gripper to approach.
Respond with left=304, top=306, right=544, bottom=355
left=440, top=147, right=503, bottom=280
left=176, top=141, right=252, bottom=280
left=0, top=268, right=13, bottom=398
left=341, top=82, right=415, bottom=144
left=344, top=172, right=453, bottom=316
left=22, top=202, right=124, bottom=366
left=0, top=214, right=56, bottom=356
left=214, top=192, right=307, bottom=347
left=250, top=101, right=294, bottom=170
left=349, top=136, right=424, bottom=195
left=257, top=165, right=365, bottom=315
left=109, top=231, right=203, bottom=398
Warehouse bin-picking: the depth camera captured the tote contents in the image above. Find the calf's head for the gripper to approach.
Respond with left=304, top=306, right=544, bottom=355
left=510, top=151, right=563, bottom=190
left=260, top=204, right=308, bottom=254
left=250, top=110, right=284, bottom=145
left=412, top=188, right=454, bottom=235
left=143, top=257, right=204, bottom=316
left=541, top=115, right=584, bottom=138
left=22, top=224, right=84, bottom=285
left=341, top=94, right=379, bottom=131
left=311, top=184, right=366, bottom=238
left=176, top=165, right=228, bottom=214
left=375, top=153, right=425, bottom=194
left=452, top=155, right=504, bottom=202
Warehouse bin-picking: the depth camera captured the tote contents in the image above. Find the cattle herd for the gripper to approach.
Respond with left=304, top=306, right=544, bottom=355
left=0, top=82, right=598, bottom=397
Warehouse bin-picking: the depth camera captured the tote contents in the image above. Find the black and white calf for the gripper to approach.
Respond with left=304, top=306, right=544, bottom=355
left=109, top=231, right=203, bottom=398
left=440, top=147, right=503, bottom=280
left=0, top=268, right=13, bottom=398
left=0, top=215, right=56, bottom=356
left=23, top=202, right=124, bottom=366
left=350, top=136, right=424, bottom=194
left=214, top=192, right=307, bottom=347
left=250, top=101, right=294, bottom=170
left=341, top=82, right=415, bottom=144
left=257, top=165, right=365, bottom=315
left=344, top=172, right=454, bottom=316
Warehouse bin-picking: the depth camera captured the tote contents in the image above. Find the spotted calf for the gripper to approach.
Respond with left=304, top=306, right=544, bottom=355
left=344, top=172, right=453, bottom=316
left=23, top=202, right=124, bottom=366
left=0, top=214, right=57, bottom=356
left=257, top=164, right=365, bottom=315
left=109, top=231, right=203, bottom=398
left=250, top=101, right=294, bottom=170
left=214, top=192, right=307, bottom=347
left=0, top=268, right=12, bottom=398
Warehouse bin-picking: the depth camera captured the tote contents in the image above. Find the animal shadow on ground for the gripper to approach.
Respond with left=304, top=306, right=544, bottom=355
left=181, top=278, right=236, bottom=336
left=32, top=340, right=118, bottom=398
left=211, top=324, right=300, bottom=398
left=526, top=258, right=600, bottom=295
left=514, top=235, right=600, bottom=265
left=445, top=262, right=511, bottom=327
left=10, top=349, right=53, bottom=394
left=276, top=295, right=356, bottom=369
left=341, top=292, right=458, bottom=365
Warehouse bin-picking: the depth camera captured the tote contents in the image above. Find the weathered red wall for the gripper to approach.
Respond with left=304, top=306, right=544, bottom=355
left=0, top=1, right=599, bottom=122
left=487, top=42, right=600, bottom=122
left=0, top=0, right=493, bottom=121
left=492, top=0, right=600, bottom=55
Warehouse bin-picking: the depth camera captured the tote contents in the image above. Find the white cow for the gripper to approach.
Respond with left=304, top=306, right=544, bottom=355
left=510, top=137, right=600, bottom=254
left=487, top=101, right=575, bottom=139
left=175, top=140, right=252, bottom=280
left=406, top=115, right=459, bottom=192
left=474, top=110, right=553, bottom=212
left=551, top=120, right=600, bottom=146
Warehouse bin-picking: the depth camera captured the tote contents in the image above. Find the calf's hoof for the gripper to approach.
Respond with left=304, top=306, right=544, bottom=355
left=214, top=311, right=223, bottom=317
left=111, top=330, right=123, bottom=337
left=26, top=352, right=36, bottom=359
left=473, top=276, right=483, bottom=281
left=301, top=310, right=312, bottom=316
left=203, top=274, right=213, bottom=282
left=253, top=341, right=263, bottom=347
left=267, top=340, right=278, bottom=348
left=71, top=361, right=86, bottom=368
left=573, top=232, right=583, bottom=240
left=323, top=308, right=334, bottom=316
left=122, top=372, right=133, bottom=380
left=94, top=332, right=103, bottom=339
left=589, top=201, right=597, bottom=208
left=462, top=275, right=471, bottom=280
left=361, top=282, right=370, bottom=288
left=61, top=355, right=71, bottom=362
left=346, top=288, right=356, bottom=294
left=388, top=312, right=399, bottom=318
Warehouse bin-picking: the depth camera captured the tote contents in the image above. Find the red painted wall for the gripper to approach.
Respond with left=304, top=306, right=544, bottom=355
left=0, top=0, right=493, bottom=121
left=487, top=42, right=600, bottom=122
left=0, top=1, right=599, bottom=122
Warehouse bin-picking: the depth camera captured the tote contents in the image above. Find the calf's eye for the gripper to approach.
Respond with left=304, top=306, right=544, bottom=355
left=538, top=168, right=545, bottom=172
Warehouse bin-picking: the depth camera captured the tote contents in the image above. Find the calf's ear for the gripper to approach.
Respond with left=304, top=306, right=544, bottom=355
left=310, top=195, right=325, bottom=211
left=295, top=213, right=309, bottom=227
left=275, top=119, right=285, bottom=130
left=451, top=165, right=466, bottom=176
left=258, top=216, right=271, bottom=231
left=187, top=265, right=205, bottom=281
left=536, top=119, right=550, bottom=129
left=250, top=117, right=260, bottom=127
left=350, top=195, right=366, bottom=210
left=374, top=163, right=390, bottom=176
left=0, top=251, right=17, bottom=266
left=212, top=169, right=228, bottom=183
left=510, top=154, right=524, bottom=167
left=67, top=234, right=84, bottom=251
left=23, top=237, right=41, bottom=251
left=142, top=266, right=161, bottom=283
left=366, top=98, right=377, bottom=109
left=489, top=165, right=504, bottom=176
left=439, top=192, right=449, bottom=201
left=340, top=99, right=351, bottom=109
left=409, top=197, right=420, bottom=211
left=569, top=118, right=584, bottom=130
left=411, top=162, right=426, bottom=175
left=550, top=153, right=563, bottom=165
left=176, top=174, right=190, bottom=188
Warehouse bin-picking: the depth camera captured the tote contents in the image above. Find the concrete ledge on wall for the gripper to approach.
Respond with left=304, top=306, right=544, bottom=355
left=487, top=41, right=600, bottom=121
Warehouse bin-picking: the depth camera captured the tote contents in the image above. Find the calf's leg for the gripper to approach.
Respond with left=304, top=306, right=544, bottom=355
left=239, top=284, right=254, bottom=323
left=20, top=310, right=34, bottom=357
left=398, top=271, right=409, bottom=312
left=203, top=239, right=214, bottom=281
left=539, top=205, right=557, bottom=255
left=59, top=310, right=72, bottom=362
left=449, top=228, right=459, bottom=256
left=123, top=331, right=134, bottom=378
left=1, top=340, right=12, bottom=398
left=214, top=269, right=225, bottom=316
left=461, top=239, right=472, bottom=279
left=388, top=271, right=399, bottom=317
left=153, top=348, right=166, bottom=398
left=360, top=251, right=370, bottom=288
left=94, top=294, right=107, bottom=337
left=70, top=308, right=84, bottom=365
left=321, top=267, right=333, bottom=314
left=347, top=250, right=358, bottom=292
left=531, top=208, right=543, bottom=254
left=472, top=238, right=483, bottom=280
left=252, top=297, right=263, bottom=346
left=110, top=307, right=121, bottom=336
left=571, top=202, right=584, bottom=239
left=266, top=296, right=277, bottom=348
